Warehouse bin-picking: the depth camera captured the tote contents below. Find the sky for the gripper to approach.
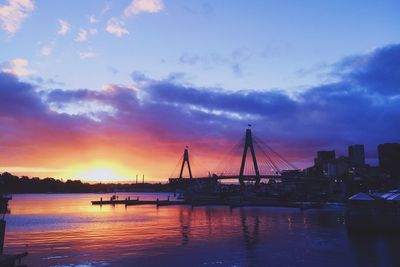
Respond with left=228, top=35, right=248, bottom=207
left=0, top=0, right=400, bottom=182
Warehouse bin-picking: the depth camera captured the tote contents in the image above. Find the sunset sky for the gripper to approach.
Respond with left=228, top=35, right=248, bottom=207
left=1, top=0, right=400, bottom=182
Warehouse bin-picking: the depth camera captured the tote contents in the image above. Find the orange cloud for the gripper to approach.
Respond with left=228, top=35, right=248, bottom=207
left=124, top=0, right=164, bottom=17
left=0, top=58, right=33, bottom=76
left=0, top=0, right=34, bottom=33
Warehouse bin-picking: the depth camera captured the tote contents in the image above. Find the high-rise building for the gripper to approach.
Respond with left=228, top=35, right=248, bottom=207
left=314, top=150, right=336, bottom=177
left=348, top=144, right=365, bottom=166
left=315, top=151, right=336, bottom=164
left=378, top=143, right=400, bottom=179
left=327, top=156, right=349, bottom=178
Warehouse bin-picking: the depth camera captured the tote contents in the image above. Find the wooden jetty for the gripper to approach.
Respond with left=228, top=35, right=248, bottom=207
left=91, top=199, right=189, bottom=207
left=91, top=200, right=126, bottom=205
left=90, top=197, right=323, bottom=210
left=126, top=200, right=188, bottom=207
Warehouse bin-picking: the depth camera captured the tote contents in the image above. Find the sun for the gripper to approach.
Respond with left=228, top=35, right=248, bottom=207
left=70, top=161, right=134, bottom=183
left=78, top=167, right=124, bottom=182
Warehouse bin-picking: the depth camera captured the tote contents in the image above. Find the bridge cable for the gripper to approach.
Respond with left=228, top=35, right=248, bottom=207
left=169, top=154, right=184, bottom=179
left=254, top=136, right=298, bottom=170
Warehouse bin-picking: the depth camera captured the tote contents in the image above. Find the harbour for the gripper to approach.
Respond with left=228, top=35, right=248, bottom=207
left=2, top=193, right=400, bottom=267
left=90, top=194, right=326, bottom=209
left=1, top=0, right=400, bottom=265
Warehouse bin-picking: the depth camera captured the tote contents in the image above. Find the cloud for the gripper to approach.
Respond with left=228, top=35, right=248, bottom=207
left=124, top=0, right=164, bottom=17
left=79, top=51, right=96, bottom=59
left=88, top=15, right=96, bottom=24
left=131, top=71, right=149, bottom=82
left=106, top=17, right=128, bottom=37
left=179, top=54, right=201, bottom=65
left=231, top=63, right=243, bottom=77
left=107, top=66, right=119, bottom=75
left=30, top=76, right=64, bottom=86
left=46, top=44, right=400, bottom=163
left=0, top=0, right=34, bottom=33
left=105, top=0, right=163, bottom=38
left=89, top=28, right=97, bottom=35
left=1, top=43, right=400, bottom=178
left=40, top=46, right=51, bottom=56
left=179, top=48, right=251, bottom=77
left=57, top=19, right=70, bottom=35
left=337, top=44, right=400, bottom=96
left=0, top=72, right=48, bottom=117
left=0, top=72, right=104, bottom=174
left=0, top=58, right=33, bottom=76
left=75, top=28, right=88, bottom=42
left=183, top=2, right=214, bottom=17
left=101, top=2, right=111, bottom=15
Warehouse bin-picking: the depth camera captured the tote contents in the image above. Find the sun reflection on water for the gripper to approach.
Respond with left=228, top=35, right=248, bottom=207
left=4, top=194, right=400, bottom=267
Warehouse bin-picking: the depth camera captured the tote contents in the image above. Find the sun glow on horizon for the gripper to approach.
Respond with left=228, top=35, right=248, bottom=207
left=71, top=161, right=136, bottom=183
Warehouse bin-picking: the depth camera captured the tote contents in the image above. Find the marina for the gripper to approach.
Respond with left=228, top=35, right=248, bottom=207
left=1, top=0, right=400, bottom=266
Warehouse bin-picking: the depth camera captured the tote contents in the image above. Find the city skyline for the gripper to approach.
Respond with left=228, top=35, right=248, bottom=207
left=1, top=0, right=400, bottom=182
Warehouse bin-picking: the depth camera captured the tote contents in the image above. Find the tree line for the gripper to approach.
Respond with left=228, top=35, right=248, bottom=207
left=0, top=172, right=166, bottom=193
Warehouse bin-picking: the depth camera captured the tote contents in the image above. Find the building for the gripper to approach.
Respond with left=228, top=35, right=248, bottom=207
left=327, top=156, right=349, bottom=178
left=378, top=143, right=400, bottom=179
left=314, top=150, right=336, bottom=177
left=348, top=144, right=365, bottom=166
left=315, top=151, right=336, bottom=166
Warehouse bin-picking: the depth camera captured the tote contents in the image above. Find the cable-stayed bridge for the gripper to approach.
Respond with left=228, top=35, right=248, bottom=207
left=169, top=127, right=301, bottom=186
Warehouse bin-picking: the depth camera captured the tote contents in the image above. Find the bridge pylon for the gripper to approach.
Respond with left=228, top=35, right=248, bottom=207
left=179, top=146, right=193, bottom=179
left=239, top=128, right=260, bottom=186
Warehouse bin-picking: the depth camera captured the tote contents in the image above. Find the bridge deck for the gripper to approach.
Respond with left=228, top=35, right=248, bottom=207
left=169, top=176, right=325, bottom=185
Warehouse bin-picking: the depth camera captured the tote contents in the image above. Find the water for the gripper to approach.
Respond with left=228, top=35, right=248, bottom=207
left=3, top=193, right=400, bottom=267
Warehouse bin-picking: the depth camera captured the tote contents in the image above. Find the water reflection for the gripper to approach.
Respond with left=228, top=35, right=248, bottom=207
left=179, top=208, right=191, bottom=245
left=348, top=234, right=400, bottom=267
left=240, top=209, right=260, bottom=267
left=3, top=194, right=400, bottom=267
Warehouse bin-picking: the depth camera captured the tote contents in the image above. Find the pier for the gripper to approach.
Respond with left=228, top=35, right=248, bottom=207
left=91, top=198, right=188, bottom=207
left=91, top=197, right=324, bottom=209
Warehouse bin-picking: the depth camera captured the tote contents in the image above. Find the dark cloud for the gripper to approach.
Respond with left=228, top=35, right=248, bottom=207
left=1, top=43, right=400, bottom=169
left=0, top=72, right=100, bottom=168
left=0, top=73, right=47, bottom=117
left=337, top=44, right=400, bottom=96
left=131, top=71, right=149, bottom=82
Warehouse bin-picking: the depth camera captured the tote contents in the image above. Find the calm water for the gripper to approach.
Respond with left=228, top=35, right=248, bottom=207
left=3, top=193, right=400, bottom=267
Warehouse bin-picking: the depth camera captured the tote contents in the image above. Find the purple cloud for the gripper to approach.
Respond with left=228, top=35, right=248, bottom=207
left=1, top=43, right=400, bottom=173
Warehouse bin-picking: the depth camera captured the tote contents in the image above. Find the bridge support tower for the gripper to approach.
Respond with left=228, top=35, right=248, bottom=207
left=239, top=128, right=260, bottom=186
left=179, top=147, right=193, bottom=179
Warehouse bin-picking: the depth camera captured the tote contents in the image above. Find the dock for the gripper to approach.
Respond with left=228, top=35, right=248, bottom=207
left=91, top=198, right=189, bottom=207
left=91, top=197, right=324, bottom=209
left=91, top=200, right=127, bottom=205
